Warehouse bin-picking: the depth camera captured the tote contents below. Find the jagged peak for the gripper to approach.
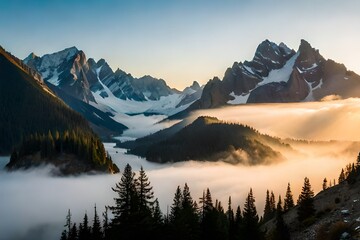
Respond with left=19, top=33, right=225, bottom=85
left=298, top=39, right=313, bottom=51
left=279, top=42, right=293, bottom=55
left=97, top=58, right=107, bottom=66
left=23, top=52, right=38, bottom=64
left=190, top=81, right=201, bottom=90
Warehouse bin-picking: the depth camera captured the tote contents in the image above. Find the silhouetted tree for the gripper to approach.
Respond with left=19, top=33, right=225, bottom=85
left=64, top=209, right=72, bottom=239
left=267, top=195, right=290, bottom=240
left=91, top=205, right=102, bottom=240
left=110, top=163, right=138, bottom=226
left=243, top=188, right=261, bottom=240
left=78, top=212, right=90, bottom=240
left=102, top=206, right=110, bottom=240
left=69, top=223, right=78, bottom=240
left=339, top=169, right=345, bottom=183
left=284, top=183, right=294, bottom=211
left=263, top=190, right=272, bottom=222
left=137, top=166, right=154, bottom=212
left=322, top=178, right=328, bottom=190
left=227, top=196, right=236, bottom=240
left=297, top=177, right=315, bottom=222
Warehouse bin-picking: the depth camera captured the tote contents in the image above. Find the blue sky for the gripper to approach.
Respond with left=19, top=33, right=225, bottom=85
left=1, top=0, right=360, bottom=89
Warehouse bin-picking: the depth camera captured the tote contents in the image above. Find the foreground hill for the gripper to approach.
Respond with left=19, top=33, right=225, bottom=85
left=262, top=174, right=360, bottom=239
left=0, top=46, right=118, bottom=174
left=120, top=116, right=288, bottom=164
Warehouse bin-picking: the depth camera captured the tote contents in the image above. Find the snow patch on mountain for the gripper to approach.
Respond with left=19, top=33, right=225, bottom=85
left=40, top=47, right=78, bottom=70
left=258, top=52, right=299, bottom=86
left=304, top=79, right=323, bottom=101
left=227, top=92, right=250, bottom=105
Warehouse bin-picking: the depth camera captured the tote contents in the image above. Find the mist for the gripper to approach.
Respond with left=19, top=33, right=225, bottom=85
left=192, top=98, right=360, bottom=141
left=2, top=99, right=360, bottom=239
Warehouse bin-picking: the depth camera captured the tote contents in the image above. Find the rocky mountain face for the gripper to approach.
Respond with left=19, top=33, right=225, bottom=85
left=25, top=48, right=202, bottom=108
left=193, top=39, right=360, bottom=109
left=24, top=47, right=203, bottom=136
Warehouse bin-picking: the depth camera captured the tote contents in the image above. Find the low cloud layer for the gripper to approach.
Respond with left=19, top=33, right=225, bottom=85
left=2, top=99, right=360, bottom=239
left=192, top=98, right=360, bottom=141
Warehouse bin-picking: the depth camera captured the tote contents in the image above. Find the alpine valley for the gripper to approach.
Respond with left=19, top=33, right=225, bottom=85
left=2, top=38, right=360, bottom=240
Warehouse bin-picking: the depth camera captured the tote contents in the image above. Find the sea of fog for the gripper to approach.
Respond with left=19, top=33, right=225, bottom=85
left=1, top=98, right=360, bottom=240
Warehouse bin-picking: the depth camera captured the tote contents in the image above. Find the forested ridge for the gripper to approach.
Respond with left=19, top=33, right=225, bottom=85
left=0, top=46, right=118, bottom=174
left=0, top=47, right=95, bottom=154
left=6, top=130, right=119, bottom=174
left=128, top=116, right=287, bottom=164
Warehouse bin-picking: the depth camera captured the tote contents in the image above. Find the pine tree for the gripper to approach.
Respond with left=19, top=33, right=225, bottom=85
left=78, top=212, right=91, bottom=240
left=110, top=163, right=138, bottom=225
left=356, top=152, right=360, bottom=172
left=169, top=185, right=182, bottom=223
left=227, top=196, right=236, bottom=240
left=152, top=198, right=163, bottom=225
left=91, top=204, right=102, bottom=240
left=181, top=183, right=200, bottom=240
left=137, top=166, right=154, bottom=212
left=270, top=191, right=276, bottom=215
left=243, top=188, right=261, bottom=240
left=322, top=178, right=328, bottom=190
left=297, top=177, right=315, bottom=222
left=60, top=230, right=68, bottom=240
left=102, top=206, right=109, bottom=240
left=339, top=168, right=345, bottom=183
left=277, top=195, right=283, bottom=214
left=263, top=190, right=272, bottom=222
left=64, top=209, right=72, bottom=239
left=284, top=183, right=294, bottom=211
left=68, top=223, right=78, bottom=240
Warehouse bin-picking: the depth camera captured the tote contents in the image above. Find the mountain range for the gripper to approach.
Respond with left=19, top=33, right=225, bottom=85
left=24, top=47, right=203, bottom=137
left=180, top=39, right=360, bottom=116
left=21, top=39, right=360, bottom=134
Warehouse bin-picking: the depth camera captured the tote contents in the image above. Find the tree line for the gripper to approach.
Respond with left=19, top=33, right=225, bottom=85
left=59, top=161, right=328, bottom=240
left=6, top=130, right=118, bottom=173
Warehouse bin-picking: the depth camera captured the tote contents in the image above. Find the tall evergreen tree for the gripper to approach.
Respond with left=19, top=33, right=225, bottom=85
left=152, top=198, right=163, bottom=225
left=60, top=230, right=68, bottom=240
left=169, top=185, right=182, bottom=223
left=68, top=223, right=78, bottom=240
left=322, top=178, right=328, bottom=190
left=102, top=206, right=110, bottom=240
left=272, top=195, right=290, bottom=240
left=110, top=163, right=138, bottom=225
left=356, top=152, right=360, bottom=171
left=277, top=195, right=283, bottom=214
left=227, top=196, right=236, bottom=240
left=297, top=177, right=315, bottom=222
left=78, top=212, right=91, bottom=240
left=182, top=183, right=200, bottom=240
left=284, top=183, right=294, bottom=211
left=91, top=204, right=102, bottom=240
left=270, top=191, right=276, bottom=215
left=263, top=190, right=272, bottom=222
left=137, top=166, right=154, bottom=212
left=243, top=188, right=261, bottom=240
left=339, top=168, right=345, bottom=183
left=64, top=209, right=72, bottom=239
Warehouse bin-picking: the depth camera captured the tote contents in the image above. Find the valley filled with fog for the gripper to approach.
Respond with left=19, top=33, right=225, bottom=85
left=1, top=99, right=360, bottom=240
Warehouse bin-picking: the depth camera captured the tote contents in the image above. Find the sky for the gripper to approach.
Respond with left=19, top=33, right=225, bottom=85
left=1, top=0, right=360, bottom=89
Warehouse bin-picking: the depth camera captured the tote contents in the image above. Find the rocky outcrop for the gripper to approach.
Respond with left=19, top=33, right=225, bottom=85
left=188, top=39, right=360, bottom=110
